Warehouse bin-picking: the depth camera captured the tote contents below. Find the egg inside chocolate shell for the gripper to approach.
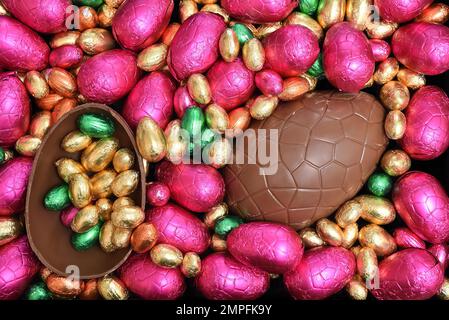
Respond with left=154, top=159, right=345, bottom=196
left=224, top=91, right=388, bottom=229
left=25, top=104, right=146, bottom=279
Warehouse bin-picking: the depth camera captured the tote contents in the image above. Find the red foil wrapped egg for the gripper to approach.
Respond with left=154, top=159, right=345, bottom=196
left=393, top=227, right=426, bottom=249
left=60, top=206, right=79, bottom=228
left=369, top=39, right=391, bottom=62
left=222, top=0, right=298, bottom=24
left=156, top=161, right=225, bottom=213
left=112, top=0, right=174, bottom=51
left=371, top=248, right=444, bottom=300
left=146, top=203, right=209, bottom=253
left=227, top=222, right=303, bottom=274
left=374, top=0, right=433, bottom=23
left=49, top=45, right=84, bottom=69
left=0, top=16, right=49, bottom=71
left=122, top=71, right=176, bottom=130
left=195, top=252, right=270, bottom=300
left=146, top=182, right=170, bottom=207
left=168, top=12, right=226, bottom=81
left=428, top=244, right=449, bottom=270
left=0, top=73, right=30, bottom=147
left=207, top=59, right=255, bottom=111
left=323, top=22, right=375, bottom=93
left=0, top=236, right=40, bottom=300
left=392, top=22, right=449, bottom=75
left=284, top=247, right=356, bottom=300
left=119, top=253, right=185, bottom=300
left=255, top=69, right=284, bottom=97
left=174, top=85, right=197, bottom=118
left=399, top=86, right=449, bottom=160
left=263, top=25, right=319, bottom=77
left=393, top=171, right=449, bottom=244
left=77, top=49, right=140, bottom=104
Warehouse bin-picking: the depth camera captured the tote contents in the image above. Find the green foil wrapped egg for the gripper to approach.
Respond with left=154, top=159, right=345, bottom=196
left=74, top=0, right=104, bottom=8
left=300, top=0, right=320, bottom=16
left=367, top=172, right=393, bottom=197
left=26, top=282, right=53, bottom=300
left=71, top=223, right=101, bottom=251
left=0, top=147, right=5, bottom=163
left=215, top=216, right=244, bottom=237
left=44, top=184, right=71, bottom=211
left=307, top=53, right=324, bottom=78
left=232, top=23, right=254, bottom=45
left=77, top=113, right=115, bottom=138
left=182, top=106, right=205, bottom=141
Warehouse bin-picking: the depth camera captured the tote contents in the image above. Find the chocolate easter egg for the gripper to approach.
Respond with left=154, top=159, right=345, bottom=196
left=224, top=91, right=387, bottom=229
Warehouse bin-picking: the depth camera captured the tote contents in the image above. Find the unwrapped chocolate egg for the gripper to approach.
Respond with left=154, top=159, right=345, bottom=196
left=227, top=222, right=303, bottom=274
left=222, top=0, right=297, bottom=24
left=146, top=203, right=209, bottom=253
left=374, top=0, right=433, bottom=23
left=371, top=248, right=444, bottom=300
left=195, top=252, right=270, bottom=300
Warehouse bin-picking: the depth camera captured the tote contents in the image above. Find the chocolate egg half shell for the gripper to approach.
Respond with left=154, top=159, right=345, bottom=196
left=26, top=104, right=145, bottom=278
left=224, top=91, right=387, bottom=229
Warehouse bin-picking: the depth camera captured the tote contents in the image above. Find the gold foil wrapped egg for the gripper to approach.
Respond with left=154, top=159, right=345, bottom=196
left=97, top=276, right=128, bottom=300
left=249, top=95, right=279, bottom=120
left=30, top=111, right=52, bottom=139
left=219, top=28, right=240, bottom=63
left=242, top=38, right=265, bottom=72
left=335, top=200, right=363, bottom=228
left=96, top=198, right=113, bottom=221
left=0, top=217, right=23, bottom=246
left=136, top=117, right=167, bottom=163
left=150, top=244, right=183, bottom=268
left=68, top=173, right=92, bottom=209
left=210, top=234, right=227, bottom=251
left=380, top=81, right=410, bottom=111
left=380, top=149, right=411, bottom=176
left=299, top=227, right=325, bottom=249
left=316, top=218, right=343, bottom=247
left=181, top=252, right=201, bottom=278
left=204, top=203, right=228, bottom=229
left=317, top=0, right=346, bottom=29
left=384, top=110, right=406, bottom=140
left=355, top=195, right=396, bottom=225
left=112, top=227, right=132, bottom=249
left=15, top=135, right=42, bottom=157
left=285, top=12, right=324, bottom=40
left=112, top=197, right=135, bottom=211
left=342, top=223, right=359, bottom=249
left=55, top=158, right=86, bottom=183
left=71, top=204, right=99, bottom=233
left=373, top=58, right=400, bottom=85
left=111, top=170, right=139, bottom=197
left=24, top=71, right=49, bottom=99
left=111, top=205, right=144, bottom=229
left=397, top=68, right=426, bottom=90
left=99, top=220, right=116, bottom=253
left=137, top=43, right=168, bottom=72
left=346, top=275, right=368, bottom=300
left=81, top=137, right=119, bottom=172
left=356, top=247, right=379, bottom=282
left=90, top=169, right=117, bottom=199
left=187, top=73, right=212, bottom=105
left=61, top=130, right=92, bottom=153
left=358, top=224, right=397, bottom=257
left=130, top=222, right=158, bottom=253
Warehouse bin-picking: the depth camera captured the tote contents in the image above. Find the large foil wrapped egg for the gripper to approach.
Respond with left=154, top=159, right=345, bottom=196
left=0, top=73, right=31, bottom=146
left=284, top=246, right=356, bottom=300
left=392, top=22, right=449, bottom=75
left=227, top=222, right=303, bottom=274
left=263, top=25, right=319, bottom=77
left=371, top=248, right=444, bottom=300
left=112, top=0, right=174, bottom=51
left=146, top=203, right=209, bottom=253
left=207, top=59, right=255, bottom=111
left=323, top=22, right=375, bottom=93
left=0, top=236, right=40, bottom=300
left=156, top=161, right=225, bottom=213
left=167, top=12, right=226, bottom=81
left=374, top=0, right=434, bottom=23
left=119, top=253, right=185, bottom=300
left=0, top=16, right=49, bottom=71
left=399, top=86, right=449, bottom=160
left=1, top=0, right=70, bottom=34
left=195, top=252, right=270, bottom=300
left=222, top=0, right=297, bottom=24
left=77, top=49, right=140, bottom=104
left=122, top=71, right=176, bottom=130
left=393, top=171, right=449, bottom=244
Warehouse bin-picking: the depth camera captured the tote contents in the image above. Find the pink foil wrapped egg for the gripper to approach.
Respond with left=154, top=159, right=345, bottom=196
left=284, top=247, right=356, bottom=300
left=146, top=182, right=170, bottom=207
left=428, top=244, right=449, bottom=270
left=60, top=206, right=78, bottom=228
left=392, top=22, right=449, bottom=75
left=263, top=25, right=319, bottom=78
left=195, top=252, right=270, bottom=300
left=174, top=85, right=197, bottom=118
left=167, top=12, right=226, bottom=81
left=146, top=203, right=209, bottom=253
left=374, top=0, right=433, bottom=23
left=207, top=59, right=255, bottom=111
left=0, top=157, right=33, bottom=216
left=1, top=0, right=70, bottom=34
left=122, top=71, right=175, bottom=130
left=0, top=16, right=49, bottom=72
left=222, top=0, right=298, bottom=24
left=0, top=73, right=31, bottom=147
left=323, top=22, right=375, bottom=93
left=0, top=236, right=40, bottom=300
left=112, top=0, right=173, bottom=51
left=49, top=45, right=84, bottom=69
left=255, top=70, right=284, bottom=97
left=393, top=227, right=426, bottom=249
left=371, top=248, right=444, bottom=300
left=227, top=222, right=303, bottom=274
left=369, top=39, right=391, bottom=62
left=393, top=171, right=449, bottom=244
left=399, top=86, right=449, bottom=160
left=156, top=161, right=225, bottom=213
left=77, top=49, right=140, bottom=104
left=119, top=253, right=185, bottom=300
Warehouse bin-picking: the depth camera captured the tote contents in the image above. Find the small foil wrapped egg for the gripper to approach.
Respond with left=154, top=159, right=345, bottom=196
left=399, top=86, right=449, bottom=160
left=393, top=227, right=426, bottom=249
left=167, top=12, right=226, bottom=81
left=146, top=182, right=170, bottom=207
left=392, top=22, right=449, bottom=75
left=195, top=252, right=270, bottom=300
left=49, top=45, right=84, bottom=69
left=156, top=161, right=225, bottom=213
left=263, top=25, right=319, bottom=77
left=174, top=85, right=197, bottom=119
left=0, top=236, right=40, bottom=300
left=119, top=252, right=185, bottom=300
left=323, top=22, right=375, bottom=93
left=371, top=248, right=444, bottom=300
left=221, top=0, right=297, bottom=24
left=146, top=203, right=209, bottom=253
left=122, top=71, right=176, bottom=130
left=393, top=171, right=449, bottom=244
left=284, top=246, right=356, bottom=300
left=374, top=0, right=434, bottom=23
left=227, top=222, right=303, bottom=274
